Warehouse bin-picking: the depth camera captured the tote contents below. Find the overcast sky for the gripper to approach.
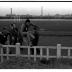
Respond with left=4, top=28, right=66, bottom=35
left=0, top=2, right=72, bottom=16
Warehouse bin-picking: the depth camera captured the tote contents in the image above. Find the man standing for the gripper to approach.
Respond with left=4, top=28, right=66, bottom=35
left=2, top=27, right=10, bottom=45
left=9, top=24, right=18, bottom=45
left=20, top=19, right=40, bottom=46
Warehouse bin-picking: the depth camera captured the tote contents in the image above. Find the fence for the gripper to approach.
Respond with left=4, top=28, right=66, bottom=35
left=0, top=43, right=72, bottom=63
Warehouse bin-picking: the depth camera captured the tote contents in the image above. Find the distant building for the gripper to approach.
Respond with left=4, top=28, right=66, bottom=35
left=6, top=14, right=16, bottom=17
left=6, top=14, right=33, bottom=19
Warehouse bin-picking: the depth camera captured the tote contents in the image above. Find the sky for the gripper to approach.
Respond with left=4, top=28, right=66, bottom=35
left=0, top=2, right=72, bottom=16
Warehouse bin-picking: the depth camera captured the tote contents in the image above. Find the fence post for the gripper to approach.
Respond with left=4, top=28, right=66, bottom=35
left=16, top=43, right=20, bottom=56
left=47, top=48, right=49, bottom=60
left=68, top=49, right=70, bottom=58
left=40, top=48, right=42, bottom=60
left=0, top=44, right=3, bottom=62
left=57, top=44, right=61, bottom=58
left=34, top=47, right=36, bottom=61
left=28, top=46, right=30, bottom=60
left=7, top=46, right=9, bottom=60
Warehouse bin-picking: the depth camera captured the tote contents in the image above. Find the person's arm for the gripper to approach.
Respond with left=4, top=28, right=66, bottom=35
left=20, top=24, right=27, bottom=36
left=30, top=23, right=40, bottom=31
left=35, top=25, right=40, bottom=31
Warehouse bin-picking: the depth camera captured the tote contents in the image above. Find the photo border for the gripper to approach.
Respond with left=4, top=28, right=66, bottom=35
left=0, top=0, right=72, bottom=2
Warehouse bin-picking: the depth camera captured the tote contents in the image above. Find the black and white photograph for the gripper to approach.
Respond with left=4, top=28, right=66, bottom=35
left=0, top=1, right=72, bottom=69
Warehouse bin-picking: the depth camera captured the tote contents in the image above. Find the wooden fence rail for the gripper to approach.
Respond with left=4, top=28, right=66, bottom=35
left=0, top=43, right=72, bottom=63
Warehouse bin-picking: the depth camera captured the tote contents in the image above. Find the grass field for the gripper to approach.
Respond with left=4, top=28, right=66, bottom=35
left=1, top=57, right=72, bottom=69
left=0, top=19, right=72, bottom=69
left=0, top=19, right=72, bottom=46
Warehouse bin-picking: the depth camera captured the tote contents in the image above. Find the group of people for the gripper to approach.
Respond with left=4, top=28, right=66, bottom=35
left=0, top=18, right=40, bottom=46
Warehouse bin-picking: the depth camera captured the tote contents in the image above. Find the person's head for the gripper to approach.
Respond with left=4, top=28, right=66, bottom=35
left=10, top=24, right=13, bottom=29
left=2, top=27, right=8, bottom=34
left=10, top=24, right=16, bottom=29
left=25, top=19, right=30, bottom=26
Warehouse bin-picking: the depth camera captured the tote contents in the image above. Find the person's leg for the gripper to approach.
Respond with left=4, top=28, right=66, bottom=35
left=19, top=38, right=23, bottom=45
left=22, top=37, right=28, bottom=46
left=32, top=35, right=39, bottom=55
left=32, top=35, right=39, bottom=46
left=14, top=37, right=17, bottom=45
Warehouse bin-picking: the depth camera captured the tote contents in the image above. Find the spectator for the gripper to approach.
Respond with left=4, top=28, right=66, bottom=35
left=9, top=24, right=19, bottom=45
left=1, top=27, right=10, bottom=45
left=20, top=18, right=40, bottom=46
